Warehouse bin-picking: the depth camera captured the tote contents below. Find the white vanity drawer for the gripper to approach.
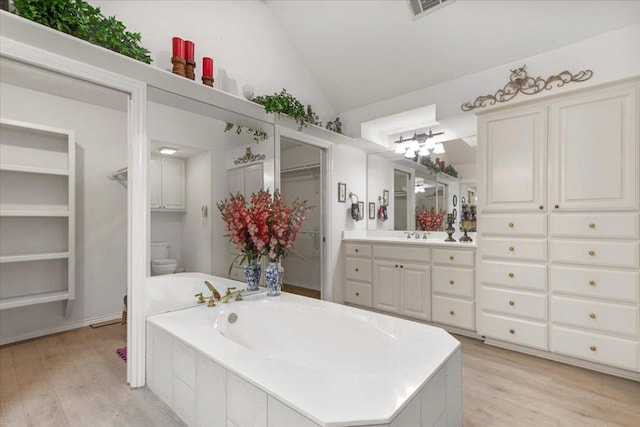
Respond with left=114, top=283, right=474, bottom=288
left=551, top=326, right=639, bottom=371
left=550, top=266, right=639, bottom=303
left=481, top=287, right=547, bottom=321
left=551, top=296, right=639, bottom=337
left=432, top=296, right=475, bottom=330
left=481, top=214, right=546, bottom=237
left=432, top=266, right=474, bottom=298
left=345, top=281, right=372, bottom=307
left=373, top=244, right=429, bottom=263
left=229, top=267, right=244, bottom=282
left=550, top=240, right=640, bottom=269
left=345, top=257, right=371, bottom=282
left=481, top=237, right=547, bottom=262
left=431, top=249, right=474, bottom=267
left=550, top=213, right=640, bottom=239
left=480, top=260, right=547, bottom=291
left=480, top=313, right=548, bottom=350
left=345, top=243, right=372, bottom=258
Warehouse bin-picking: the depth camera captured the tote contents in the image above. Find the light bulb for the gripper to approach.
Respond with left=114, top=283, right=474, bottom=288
left=404, top=148, right=416, bottom=159
left=425, top=139, right=436, bottom=150
left=433, top=143, right=445, bottom=154
left=395, top=142, right=406, bottom=154
left=418, top=144, right=430, bottom=156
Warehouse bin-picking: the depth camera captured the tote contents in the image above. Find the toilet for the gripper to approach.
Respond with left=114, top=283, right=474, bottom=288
left=150, top=241, right=178, bottom=275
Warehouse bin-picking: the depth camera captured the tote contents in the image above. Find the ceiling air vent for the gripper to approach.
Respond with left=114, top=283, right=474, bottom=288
left=407, top=0, right=455, bottom=19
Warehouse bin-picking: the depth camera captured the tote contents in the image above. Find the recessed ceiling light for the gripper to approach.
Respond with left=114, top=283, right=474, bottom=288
left=159, top=147, right=177, bottom=155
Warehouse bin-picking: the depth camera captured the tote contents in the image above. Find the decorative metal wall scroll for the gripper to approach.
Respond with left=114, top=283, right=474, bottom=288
left=461, top=65, right=593, bottom=112
left=234, top=147, right=266, bottom=165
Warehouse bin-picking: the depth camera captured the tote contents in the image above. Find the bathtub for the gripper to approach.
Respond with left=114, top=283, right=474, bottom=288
left=146, top=277, right=462, bottom=427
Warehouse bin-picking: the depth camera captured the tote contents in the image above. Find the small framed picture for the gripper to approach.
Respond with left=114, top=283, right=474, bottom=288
left=383, top=189, right=389, bottom=205
left=358, top=201, right=365, bottom=220
left=369, top=202, right=376, bottom=219
left=338, top=182, right=346, bottom=202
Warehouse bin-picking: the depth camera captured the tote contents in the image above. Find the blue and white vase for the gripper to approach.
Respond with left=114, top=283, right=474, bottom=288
left=243, top=258, right=261, bottom=292
left=265, top=261, right=283, bottom=297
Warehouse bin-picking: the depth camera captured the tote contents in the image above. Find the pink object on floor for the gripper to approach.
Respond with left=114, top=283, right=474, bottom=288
left=116, top=347, right=127, bottom=362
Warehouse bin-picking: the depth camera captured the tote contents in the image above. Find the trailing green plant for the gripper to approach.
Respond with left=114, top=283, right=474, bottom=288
left=224, top=122, right=268, bottom=143
left=13, top=0, right=152, bottom=64
left=252, top=89, right=313, bottom=129
left=444, top=164, right=458, bottom=178
left=419, top=156, right=441, bottom=174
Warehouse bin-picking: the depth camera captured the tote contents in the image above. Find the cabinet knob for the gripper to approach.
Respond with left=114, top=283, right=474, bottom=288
left=355, top=248, right=359, bottom=253
left=449, top=280, right=454, bottom=285
left=355, top=268, right=359, bottom=272
left=508, top=272, right=514, bottom=278
left=400, top=265, right=404, bottom=269
left=355, top=292, right=359, bottom=297
left=395, top=264, right=399, bottom=268
left=554, top=204, right=560, bottom=209
left=449, top=310, right=455, bottom=315
left=589, top=223, right=596, bottom=229
left=539, top=205, right=544, bottom=210
left=590, top=345, right=597, bottom=352
left=588, top=250, right=595, bottom=256
left=509, top=300, right=515, bottom=306
left=508, top=222, right=514, bottom=228
left=589, top=313, right=596, bottom=319
left=509, top=246, right=515, bottom=252
left=449, top=256, right=454, bottom=260
left=509, top=329, right=515, bottom=335
left=589, top=280, right=596, bottom=286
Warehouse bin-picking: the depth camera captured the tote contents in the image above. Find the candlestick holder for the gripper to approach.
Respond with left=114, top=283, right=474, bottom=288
left=171, top=56, right=186, bottom=77
left=185, top=59, right=196, bottom=80
left=459, top=219, right=473, bottom=242
left=202, top=76, right=214, bottom=87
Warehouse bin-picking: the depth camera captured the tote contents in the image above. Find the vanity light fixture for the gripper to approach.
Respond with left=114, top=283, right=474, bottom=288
left=159, top=147, right=177, bottom=155
left=393, top=129, right=444, bottom=158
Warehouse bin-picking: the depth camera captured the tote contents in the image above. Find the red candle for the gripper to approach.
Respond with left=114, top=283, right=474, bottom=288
left=184, top=40, right=195, bottom=61
left=203, top=57, right=213, bottom=77
left=172, top=37, right=183, bottom=58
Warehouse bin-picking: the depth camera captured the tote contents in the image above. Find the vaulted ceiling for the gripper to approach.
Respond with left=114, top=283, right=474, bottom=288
left=265, top=0, right=640, bottom=114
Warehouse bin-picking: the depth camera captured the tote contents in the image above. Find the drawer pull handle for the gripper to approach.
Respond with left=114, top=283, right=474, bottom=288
left=449, top=310, right=455, bottom=315
left=539, top=205, right=544, bottom=210
left=355, top=268, right=359, bottom=272
left=590, top=346, right=597, bottom=352
left=508, top=222, right=514, bottom=228
left=589, top=313, right=596, bottom=319
left=449, top=280, right=454, bottom=285
left=509, top=329, right=515, bottom=335
left=508, top=272, right=514, bottom=278
left=589, top=280, right=596, bottom=286
left=554, top=204, right=559, bottom=209
left=509, top=246, right=515, bottom=252
left=449, top=256, right=454, bottom=260
left=355, top=248, right=359, bottom=253
left=355, top=292, right=359, bottom=296
left=509, top=300, right=515, bottom=306
left=589, top=223, right=596, bottom=229
left=588, top=250, right=595, bottom=256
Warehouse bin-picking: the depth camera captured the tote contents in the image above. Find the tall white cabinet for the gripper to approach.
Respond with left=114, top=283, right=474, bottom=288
left=477, top=78, right=640, bottom=378
left=0, top=118, right=75, bottom=316
left=150, top=156, right=186, bottom=210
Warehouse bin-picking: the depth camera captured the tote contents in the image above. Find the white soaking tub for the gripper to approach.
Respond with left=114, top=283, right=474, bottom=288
left=146, top=278, right=461, bottom=427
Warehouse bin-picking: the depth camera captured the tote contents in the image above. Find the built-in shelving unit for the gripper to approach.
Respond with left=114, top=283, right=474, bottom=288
left=0, top=118, right=75, bottom=315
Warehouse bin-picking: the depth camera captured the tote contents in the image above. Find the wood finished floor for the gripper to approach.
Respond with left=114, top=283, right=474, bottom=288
left=1, top=325, right=638, bottom=426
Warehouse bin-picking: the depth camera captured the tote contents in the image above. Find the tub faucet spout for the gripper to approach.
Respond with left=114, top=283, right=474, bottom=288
left=221, top=287, right=243, bottom=304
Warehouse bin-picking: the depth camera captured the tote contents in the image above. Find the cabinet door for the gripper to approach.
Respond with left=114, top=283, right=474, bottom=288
left=161, top=158, right=185, bottom=209
left=149, top=157, right=161, bottom=209
left=373, top=261, right=400, bottom=314
left=243, top=164, right=264, bottom=197
left=400, top=263, right=430, bottom=320
left=228, top=168, right=244, bottom=196
left=478, top=104, right=547, bottom=212
left=549, top=83, right=638, bottom=211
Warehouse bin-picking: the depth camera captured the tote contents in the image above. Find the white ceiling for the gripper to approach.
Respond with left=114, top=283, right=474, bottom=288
left=265, top=0, right=640, bottom=114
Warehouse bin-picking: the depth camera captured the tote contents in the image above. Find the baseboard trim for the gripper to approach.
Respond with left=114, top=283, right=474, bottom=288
left=0, top=312, right=122, bottom=346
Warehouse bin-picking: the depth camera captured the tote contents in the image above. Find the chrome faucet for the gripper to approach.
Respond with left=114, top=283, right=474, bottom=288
left=221, top=287, right=243, bottom=304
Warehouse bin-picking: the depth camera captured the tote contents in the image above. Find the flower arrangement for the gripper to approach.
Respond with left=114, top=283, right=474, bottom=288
left=217, top=189, right=311, bottom=263
left=416, top=207, right=445, bottom=231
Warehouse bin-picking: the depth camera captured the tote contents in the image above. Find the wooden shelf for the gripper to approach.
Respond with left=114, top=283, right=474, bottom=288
left=0, top=210, right=70, bottom=217
left=0, top=164, right=70, bottom=176
left=0, top=290, right=71, bottom=310
left=0, top=252, right=70, bottom=263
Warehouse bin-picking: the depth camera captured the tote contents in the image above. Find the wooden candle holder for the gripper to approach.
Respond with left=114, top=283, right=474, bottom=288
left=171, top=56, right=186, bottom=77
left=202, top=76, right=214, bottom=87
left=185, top=59, right=196, bottom=80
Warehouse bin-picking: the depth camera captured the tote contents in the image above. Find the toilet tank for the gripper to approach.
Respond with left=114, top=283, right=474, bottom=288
left=150, top=241, right=170, bottom=260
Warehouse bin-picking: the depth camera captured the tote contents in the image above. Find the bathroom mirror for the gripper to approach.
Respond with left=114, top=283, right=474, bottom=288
left=146, top=90, right=275, bottom=282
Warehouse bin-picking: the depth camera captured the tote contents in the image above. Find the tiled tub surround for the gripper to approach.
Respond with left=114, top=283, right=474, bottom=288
left=146, top=291, right=462, bottom=427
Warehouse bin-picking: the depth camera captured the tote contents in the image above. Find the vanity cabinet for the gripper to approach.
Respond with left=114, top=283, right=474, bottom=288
left=372, top=259, right=430, bottom=320
left=344, top=243, right=373, bottom=307
left=431, top=248, right=475, bottom=330
left=478, top=78, right=640, bottom=376
left=150, top=156, right=186, bottom=210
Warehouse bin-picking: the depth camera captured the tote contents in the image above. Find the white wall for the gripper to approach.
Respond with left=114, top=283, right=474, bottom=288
left=340, top=23, right=640, bottom=137
left=91, top=0, right=336, bottom=121
left=0, top=83, right=127, bottom=343
left=366, top=155, right=394, bottom=231
left=183, top=151, right=213, bottom=273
